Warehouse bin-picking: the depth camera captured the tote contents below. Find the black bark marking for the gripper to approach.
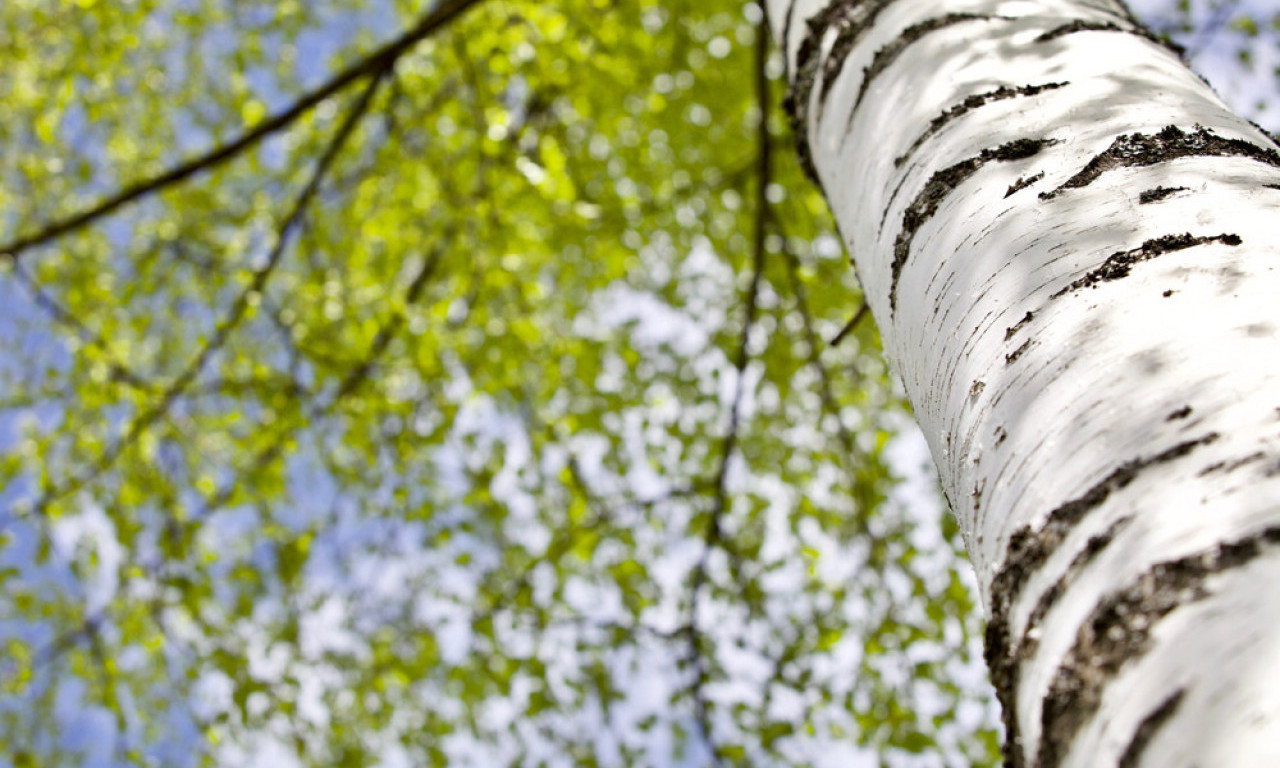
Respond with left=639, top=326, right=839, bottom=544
left=1165, top=405, right=1192, bottom=421
left=817, top=0, right=898, bottom=106
left=1198, top=451, right=1266, bottom=477
left=1246, top=118, right=1280, bottom=149
left=890, top=138, right=1052, bottom=313
left=1265, top=184, right=1280, bottom=191
left=785, top=1, right=856, bottom=182
left=1034, top=18, right=1184, bottom=57
left=1006, top=171, right=1045, bottom=197
left=1161, top=289, right=1174, bottom=297
left=1005, top=311, right=1035, bottom=341
left=781, top=0, right=797, bottom=81
left=1005, top=339, right=1032, bottom=365
left=1041, top=126, right=1280, bottom=200
left=984, top=433, right=1218, bottom=768
left=851, top=14, right=997, bottom=117
left=1038, top=526, right=1280, bottom=768
left=1035, top=19, right=1121, bottom=43
left=1138, top=185, right=1188, bottom=204
left=1088, top=0, right=1142, bottom=25
left=1002, top=515, right=1135, bottom=761
left=1021, top=517, right=1133, bottom=656
left=1049, top=233, right=1242, bottom=299
left=786, top=0, right=898, bottom=182
left=1117, top=690, right=1185, bottom=768
left=896, top=83, right=1067, bottom=168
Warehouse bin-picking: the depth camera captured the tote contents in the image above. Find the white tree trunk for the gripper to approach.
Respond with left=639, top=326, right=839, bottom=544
left=764, top=0, right=1280, bottom=765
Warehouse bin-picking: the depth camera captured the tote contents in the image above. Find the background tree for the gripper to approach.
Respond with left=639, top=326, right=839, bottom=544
left=0, top=0, right=1273, bottom=766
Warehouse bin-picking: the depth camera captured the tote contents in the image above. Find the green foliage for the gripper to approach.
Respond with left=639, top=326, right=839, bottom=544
left=0, top=1, right=1000, bottom=766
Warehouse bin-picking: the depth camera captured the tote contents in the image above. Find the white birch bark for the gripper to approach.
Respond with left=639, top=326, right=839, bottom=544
left=764, top=0, right=1280, bottom=765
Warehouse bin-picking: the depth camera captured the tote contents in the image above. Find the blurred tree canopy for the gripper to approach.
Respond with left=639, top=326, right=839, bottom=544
left=0, top=1, right=1272, bottom=766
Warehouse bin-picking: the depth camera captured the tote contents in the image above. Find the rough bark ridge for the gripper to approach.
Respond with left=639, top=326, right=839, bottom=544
left=766, top=0, right=1280, bottom=766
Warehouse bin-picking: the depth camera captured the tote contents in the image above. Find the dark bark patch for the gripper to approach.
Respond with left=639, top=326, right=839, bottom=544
left=1041, top=126, right=1280, bottom=200
left=1162, top=289, right=1174, bottom=297
left=1006, top=339, right=1032, bottom=365
left=1005, top=310, right=1035, bottom=341
left=816, top=0, right=898, bottom=107
left=1009, top=516, right=1135, bottom=734
left=890, top=138, right=1052, bottom=313
left=1006, top=171, right=1045, bottom=198
left=895, top=82, right=1067, bottom=168
left=1037, top=525, right=1280, bottom=768
left=1035, top=19, right=1124, bottom=43
left=851, top=14, right=997, bottom=116
left=781, top=0, right=798, bottom=81
left=1034, top=18, right=1184, bottom=57
left=785, top=1, right=862, bottom=182
left=1266, top=184, right=1280, bottom=191
left=1138, top=185, right=1188, bottom=204
left=984, top=433, right=1218, bottom=768
left=1247, top=118, right=1280, bottom=149
left=995, top=426, right=1008, bottom=446
left=1022, top=516, right=1133, bottom=646
left=1050, top=233, right=1242, bottom=299
left=1117, top=690, right=1185, bottom=768
left=1198, top=451, right=1266, bottom=477
left=1165, top=405, right=1192, bottom=421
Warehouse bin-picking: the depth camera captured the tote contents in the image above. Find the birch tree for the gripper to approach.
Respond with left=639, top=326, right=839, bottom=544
left=1, top=0, right=1277, bottom=765
left=766, top=0, right=1280, bottom=765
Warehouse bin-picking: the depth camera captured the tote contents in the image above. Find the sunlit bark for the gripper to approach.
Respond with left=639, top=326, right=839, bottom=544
left=766, top=0, right=1280, bottom=765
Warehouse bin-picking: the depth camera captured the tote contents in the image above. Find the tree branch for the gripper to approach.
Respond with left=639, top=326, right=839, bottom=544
left=0, top=0, right=486, bottom=264
left=685, top=25, right=777, bottom=768
left=26, top=69, right=388, bottom=518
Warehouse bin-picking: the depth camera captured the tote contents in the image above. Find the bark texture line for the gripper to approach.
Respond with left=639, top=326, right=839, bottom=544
left=768, top=0, right=1280, bottom=765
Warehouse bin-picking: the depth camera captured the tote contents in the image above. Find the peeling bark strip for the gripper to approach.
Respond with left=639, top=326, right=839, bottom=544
left=1038, top=526, right=1280, bottom=768
left=1049, top=233, right=1242, bottom=299
left=1138, top=185, right=1188, bottom=204
left=1117, top=690, right=1185, bottom=768
left=984, top=433, right=1218, bottom=768
left=890, top=138, right=1052, bottom=313
left=786, top=0, right=898, bottom=181
left=851, top=14, right=997, bottom=115
left=1041, top=126, right=1280, bottom=200
left=896, top=83, right=1068, bottom=168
